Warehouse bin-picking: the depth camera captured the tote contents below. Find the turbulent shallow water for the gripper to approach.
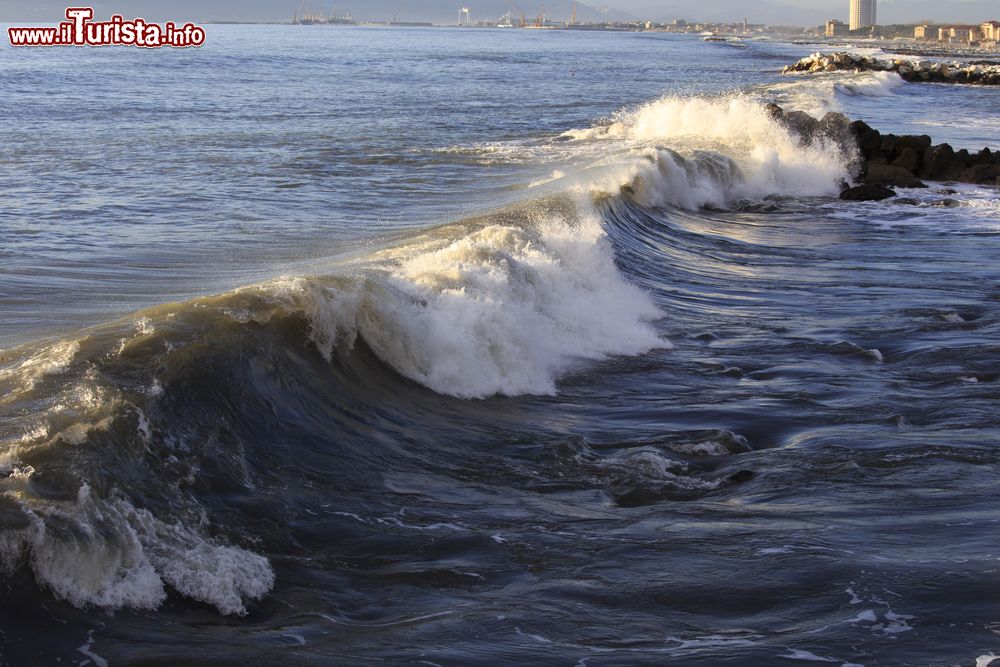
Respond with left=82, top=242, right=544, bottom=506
left=1, top=26, right=1000, bottom=666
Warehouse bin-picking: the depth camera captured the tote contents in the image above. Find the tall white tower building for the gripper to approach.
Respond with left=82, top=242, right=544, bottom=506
left=849, top=0, right=876, bottom=31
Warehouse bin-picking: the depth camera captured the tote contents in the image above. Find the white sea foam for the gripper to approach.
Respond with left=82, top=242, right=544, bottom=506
left=274, top=205, right=665, bottom=399
left=821, top=184, right=1000, bottom=234
left=0, top=339, right=80, bottom=400
left=77, top=630, right=108, bottom=667
left=562, top=95, right=852, bottom=209
left=779, top=649, right=838, bottom=662
left=837, top=71, right=905, bottom=98
left=0, top=484, right=273, bottom=615
left=766, top=71, right=903, bottom=120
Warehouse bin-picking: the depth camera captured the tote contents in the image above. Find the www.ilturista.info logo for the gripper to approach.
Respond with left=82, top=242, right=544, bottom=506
left=8, top=8, right=206, bottom=48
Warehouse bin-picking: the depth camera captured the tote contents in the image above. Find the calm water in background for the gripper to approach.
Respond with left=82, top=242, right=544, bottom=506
left=1, top=26, right=1000, bottom=665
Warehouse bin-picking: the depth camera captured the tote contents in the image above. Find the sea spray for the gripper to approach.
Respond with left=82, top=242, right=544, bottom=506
left=561, top=95, right=854, bottom=209
left=293, top=201, right=666, bottom=398
left=0, top=482, right=273, bottom=615
left=766, top=70, right=906, bottom=118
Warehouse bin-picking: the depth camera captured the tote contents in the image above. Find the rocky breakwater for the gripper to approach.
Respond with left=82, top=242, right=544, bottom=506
left=782, top=52, right=1000, bottom=86
left=764, top=103, right=1000, bottom=201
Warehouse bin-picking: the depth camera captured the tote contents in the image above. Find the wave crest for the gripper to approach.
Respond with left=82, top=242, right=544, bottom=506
left=562, top=96, right=853, bottom=209
left=293, top=205, right=666, bottom=398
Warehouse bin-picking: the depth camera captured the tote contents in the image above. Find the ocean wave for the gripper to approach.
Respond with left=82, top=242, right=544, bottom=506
left=0, top=194, right=668, bottom=615
left=0, top=484, right=272, bottom=615
left=279, top=201, right=666, bottom=398
left=837, top=70, right=905, bottom=97
left=0, top=92, right=903, bottom=619
left=560, top=95, right=853, bottom=209
left=763, top=70, right=905, bottom=119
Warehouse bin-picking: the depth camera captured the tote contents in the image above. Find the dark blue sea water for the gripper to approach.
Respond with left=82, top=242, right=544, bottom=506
left=1, top=25, right=999, bottom=665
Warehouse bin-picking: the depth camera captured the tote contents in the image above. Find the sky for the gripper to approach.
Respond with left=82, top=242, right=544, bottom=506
left=0, top=0, right=996, bottom=26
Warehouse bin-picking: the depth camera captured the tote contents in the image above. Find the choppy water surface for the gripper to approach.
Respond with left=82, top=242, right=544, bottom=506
left=1, top=26, right=999, bottom=666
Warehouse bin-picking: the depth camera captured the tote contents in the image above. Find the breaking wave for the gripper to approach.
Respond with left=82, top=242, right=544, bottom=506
left=560, top=95, right=853, bottom=209
left=0, top=91, right=859, bottom=616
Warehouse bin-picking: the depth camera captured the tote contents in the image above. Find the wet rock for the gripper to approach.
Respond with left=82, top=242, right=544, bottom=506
left=920, top=144, right=957, bottom=180
left=866, top=163, right=926, bottom=188
left=891, top=147, right=921, bottom=174
left=815, top=112, right=857, bottom=157
left=932, top=198, right=961, bottom=208
left=782, top=110, right=820, bottom=141
left=816, top=111, right=851, bottom=138
left=959, top=163, right=1000, bottom=184
left=896, top=134, right=932, bottom=156
left=764, top=103, right=999, bottom=191
left=855, top=126, right=883, bottom=160
left=763, top=103, right=784, bottom=120
left=782, top=52, right=1000, bottom=86
left=893, top=197, right=920, bottom=206
left=840, top=183, right=895, bottom=201
left=850, top=119, right=873, bottom=136
left=974, top=147, right=993, bottom=164
left=879, top=134, right=899, bottom=155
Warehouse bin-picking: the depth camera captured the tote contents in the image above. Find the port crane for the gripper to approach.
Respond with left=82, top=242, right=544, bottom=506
left=504, top=0, right=526, bottom=27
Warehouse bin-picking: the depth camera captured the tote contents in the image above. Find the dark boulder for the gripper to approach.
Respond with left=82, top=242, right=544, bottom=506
left=763, top=103, right=784, bottom=120
left=932, top=198, right=961, bottom=208
left=762, top=103, right=1000, bottom=189
left=891, top=147, right=921, bottom=174
left=816, top=112, right=856, bottom=153
left=959, top=163, right=1000, bottom=184
left=852, top=122, right=882, bottom=160
left=817, top=111, right=852, bottom=136
left=866, top=163, right=927, bottom=188
left=850, top=119, right=874, bottom=136
left=919, top=144, right=956, bottom=180
left=880, top=134, right=899, bottom=155
left=895, top=134, right=932, bottom=156
left=973, top=147, right=993, bottom=164
left=782, top=110, right=820, bottom=142
left=840, top=183, right=896, bottom=201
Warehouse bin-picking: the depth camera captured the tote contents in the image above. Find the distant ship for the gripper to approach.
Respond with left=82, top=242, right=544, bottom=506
left=293, top=5, right=356, bottom=25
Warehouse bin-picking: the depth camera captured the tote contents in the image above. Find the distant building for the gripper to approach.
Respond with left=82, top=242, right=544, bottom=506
left=825, top=19, right=849, bottom=37
left=458, top=7, right=471, bottom=26
left=934, top=24, right=978, bottom=43
left=913, top=24, right=933, bottom=40
left=949, top=25, right=978, bottom=43
left=981, top=20, right=1000, bottom=41
left=849, top=0, right=876, bottom=31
